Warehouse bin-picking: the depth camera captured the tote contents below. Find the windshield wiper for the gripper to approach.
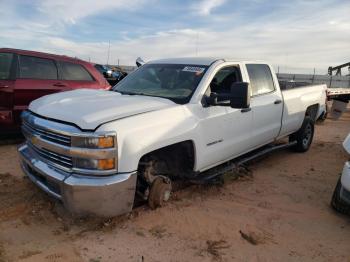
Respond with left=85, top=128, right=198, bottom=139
left=115, top=90, right=146, bottom=96
left=114, top=90, right=182, bottom=103
left=115, top=90, right=136, bottom=95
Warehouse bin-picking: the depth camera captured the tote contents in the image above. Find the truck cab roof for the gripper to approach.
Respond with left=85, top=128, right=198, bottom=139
left=148, top=57, right=267, bottom=66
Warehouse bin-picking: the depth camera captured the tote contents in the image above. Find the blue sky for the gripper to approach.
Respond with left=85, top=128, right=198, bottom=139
left=0, top=0, right=349, bottom=73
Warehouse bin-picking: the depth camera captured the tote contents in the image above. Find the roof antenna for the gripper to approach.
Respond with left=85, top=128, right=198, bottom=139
left=195, top=32, right=199, bottom=57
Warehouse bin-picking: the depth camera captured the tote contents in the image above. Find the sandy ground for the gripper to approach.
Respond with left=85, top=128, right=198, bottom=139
left=0, top=109, right=350, bottom=262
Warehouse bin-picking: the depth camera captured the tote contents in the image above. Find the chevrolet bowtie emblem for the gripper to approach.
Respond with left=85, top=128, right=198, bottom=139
left=31, top=136, right=39, bottom=145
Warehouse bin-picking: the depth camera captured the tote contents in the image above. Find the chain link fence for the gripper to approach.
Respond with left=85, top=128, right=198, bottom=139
left=277, top=73, right=350, bottom=88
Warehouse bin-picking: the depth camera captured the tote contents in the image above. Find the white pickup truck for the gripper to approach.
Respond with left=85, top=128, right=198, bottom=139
left=18, top=58, right=327, bottom=217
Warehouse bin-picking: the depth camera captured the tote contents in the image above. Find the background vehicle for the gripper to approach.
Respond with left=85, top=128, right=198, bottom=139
left=18, top=58, right=327, bottom=217
left=0, top=48, right=111, bottom=134
left=136, top=57, right=145, bottom=67
left=331, top=133, right=350, bottom=214
left=94, top=64, right=127, bottom=86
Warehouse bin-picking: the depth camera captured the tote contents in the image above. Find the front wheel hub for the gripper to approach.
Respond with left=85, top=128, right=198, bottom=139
left=148, top=176, right=172, bottom=210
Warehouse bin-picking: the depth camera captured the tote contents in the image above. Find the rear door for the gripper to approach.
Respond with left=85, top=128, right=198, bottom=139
left=0, top=52, right=16, bottom=125
left=14, top=55, right=62, bottom=122
left=59, top=61, right=100, bottom=89
left=246, top=64, right=283, bottom=148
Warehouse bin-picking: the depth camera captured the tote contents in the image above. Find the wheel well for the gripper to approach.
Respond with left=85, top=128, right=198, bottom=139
left=138, top=140, right=195, bottom=179
left=305, top=104, right=319, bottom=122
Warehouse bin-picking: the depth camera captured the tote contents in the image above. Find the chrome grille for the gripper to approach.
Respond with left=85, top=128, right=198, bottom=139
left=28, top=142, right=73, bottom=169
left=22, top=120, right=71, bottom=146
left=21, top=111, right=118, bottom=175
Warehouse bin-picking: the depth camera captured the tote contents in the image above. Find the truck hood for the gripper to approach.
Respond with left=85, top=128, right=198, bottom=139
left=29, top=89, right=176, bottom=130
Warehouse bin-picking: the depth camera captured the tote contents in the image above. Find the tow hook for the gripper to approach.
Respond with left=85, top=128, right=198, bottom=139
left=148, top=176, right=172, bottom=209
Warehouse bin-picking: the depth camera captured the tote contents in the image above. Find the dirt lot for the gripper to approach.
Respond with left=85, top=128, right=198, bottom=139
left=1, top=109, right=350, bottom=262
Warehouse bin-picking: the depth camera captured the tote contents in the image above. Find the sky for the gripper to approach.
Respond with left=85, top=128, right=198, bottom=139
left=0, top=0, right=349, bottom=74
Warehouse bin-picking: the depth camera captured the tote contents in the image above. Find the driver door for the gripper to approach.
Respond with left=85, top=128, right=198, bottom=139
left=196, top=66, right=253, bottom=171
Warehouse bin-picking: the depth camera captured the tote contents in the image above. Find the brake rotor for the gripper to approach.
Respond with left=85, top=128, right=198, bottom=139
left=148, top=176, right=172, bottom=210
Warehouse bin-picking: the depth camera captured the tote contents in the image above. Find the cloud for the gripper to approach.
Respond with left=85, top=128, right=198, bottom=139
left=1, top=0, right=349, bottom=74
left=192, top=0, right=227, bottom=16
left=37, top=0, right=146, bottom=25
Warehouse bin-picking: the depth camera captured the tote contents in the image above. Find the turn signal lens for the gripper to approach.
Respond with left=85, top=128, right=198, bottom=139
left=71, top=135, right=115, bottom=148
left=98, top=159, right=115, bottom=170
left=98, top=137, right=114, bottom=148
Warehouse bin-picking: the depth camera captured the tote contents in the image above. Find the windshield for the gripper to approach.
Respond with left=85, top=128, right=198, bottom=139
left=113, top=63, right=208, bottom=104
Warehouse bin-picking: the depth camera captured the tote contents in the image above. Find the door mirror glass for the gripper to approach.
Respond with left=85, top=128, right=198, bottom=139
left=230, top=82, right=250, bottom=108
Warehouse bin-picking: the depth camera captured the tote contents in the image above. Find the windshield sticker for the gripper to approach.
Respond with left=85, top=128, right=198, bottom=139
left=182, top=66, right=205, bottom=74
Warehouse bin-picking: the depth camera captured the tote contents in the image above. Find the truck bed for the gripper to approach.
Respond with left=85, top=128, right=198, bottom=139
left=279, top=84, right=327, bottom=137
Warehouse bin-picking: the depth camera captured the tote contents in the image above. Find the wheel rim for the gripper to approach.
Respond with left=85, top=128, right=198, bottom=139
left=302, top=123, right=312, bottom=147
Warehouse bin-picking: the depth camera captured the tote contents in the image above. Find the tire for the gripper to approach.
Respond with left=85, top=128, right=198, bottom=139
left=318, top=111, right=327, bottom=122
left=331, top=178, right=350, bottom=214
left=289, top=116, right=314, bottom=152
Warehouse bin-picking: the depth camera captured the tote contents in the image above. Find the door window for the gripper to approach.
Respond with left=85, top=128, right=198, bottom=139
left=209, top=66, right=241, bottom=101
left=19, top=55, right=58, bottom=79
left=61, top=62, right=94, bottom=81
left=0, top=53, right=14, bottom=80
left=246, top=64, right=275, bottom=96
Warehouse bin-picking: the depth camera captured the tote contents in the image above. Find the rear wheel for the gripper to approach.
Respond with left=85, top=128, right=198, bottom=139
left=331, top=178, right=350, bottom=214
left=289, top=116, right=314, bottom=152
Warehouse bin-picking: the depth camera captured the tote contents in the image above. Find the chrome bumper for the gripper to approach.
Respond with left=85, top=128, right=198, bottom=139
left=18, top=143, right=137, bottom=217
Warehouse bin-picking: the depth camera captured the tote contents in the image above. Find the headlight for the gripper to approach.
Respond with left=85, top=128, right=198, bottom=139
left=71, top=136, right=115, bottom=148
left=73, top=158, right=115, bottom=170
left=71, top=133, right=117, bottom=173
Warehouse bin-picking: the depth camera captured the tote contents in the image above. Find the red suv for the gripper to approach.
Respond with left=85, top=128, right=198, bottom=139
left=0, top=48, right=111, bottom=134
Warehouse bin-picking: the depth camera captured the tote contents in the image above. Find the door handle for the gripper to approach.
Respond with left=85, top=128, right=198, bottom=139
left=274, top=99, right=282, bottom=104
left=53, top=82, right=67, bottom=87
left=0, top=85, right=9, bottom=88
left=241, top=108, right=251, bottom=113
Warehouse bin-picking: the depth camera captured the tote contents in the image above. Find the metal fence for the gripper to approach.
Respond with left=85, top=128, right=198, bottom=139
left=277, top=73, right=350, bottom=88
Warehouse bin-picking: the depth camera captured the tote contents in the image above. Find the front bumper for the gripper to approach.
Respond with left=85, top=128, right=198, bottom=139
left=340, top=161, right=350, bottom=203
left=18, top=143, right=137, bottom=217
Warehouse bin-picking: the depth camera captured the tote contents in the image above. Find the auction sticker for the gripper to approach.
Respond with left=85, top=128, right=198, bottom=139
left=182, top=66, right=205, bottom=74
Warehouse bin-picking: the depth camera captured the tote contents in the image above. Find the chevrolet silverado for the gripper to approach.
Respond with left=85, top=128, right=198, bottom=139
left=18, top=58, right=327, bottom=217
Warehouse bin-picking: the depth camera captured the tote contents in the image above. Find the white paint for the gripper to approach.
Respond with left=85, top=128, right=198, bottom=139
left=29, top=58, right=327, bottom=173
left=340, top=135, right=350, bottom=192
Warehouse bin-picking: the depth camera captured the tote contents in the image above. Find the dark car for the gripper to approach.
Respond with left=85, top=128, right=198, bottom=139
left=0, top=48, right=111, bottom=134
left=94, top=64, right=127, bottom=86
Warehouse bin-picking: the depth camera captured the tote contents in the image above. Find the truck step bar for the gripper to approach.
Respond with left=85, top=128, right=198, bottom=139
left=190, top=141, right=297, bottom=184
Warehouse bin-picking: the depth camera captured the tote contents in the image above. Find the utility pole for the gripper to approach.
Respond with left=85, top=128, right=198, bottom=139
left=106, top=40, right=111, bottom=65
left=195, top=32, right=199, bottom=57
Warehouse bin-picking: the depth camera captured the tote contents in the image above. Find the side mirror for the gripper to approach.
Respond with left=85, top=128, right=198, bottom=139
left=136, top=57, right=145, bottom=67
left=205, top=82, right=250, bottom=108
left=230, top=82, right=250, bottom=109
